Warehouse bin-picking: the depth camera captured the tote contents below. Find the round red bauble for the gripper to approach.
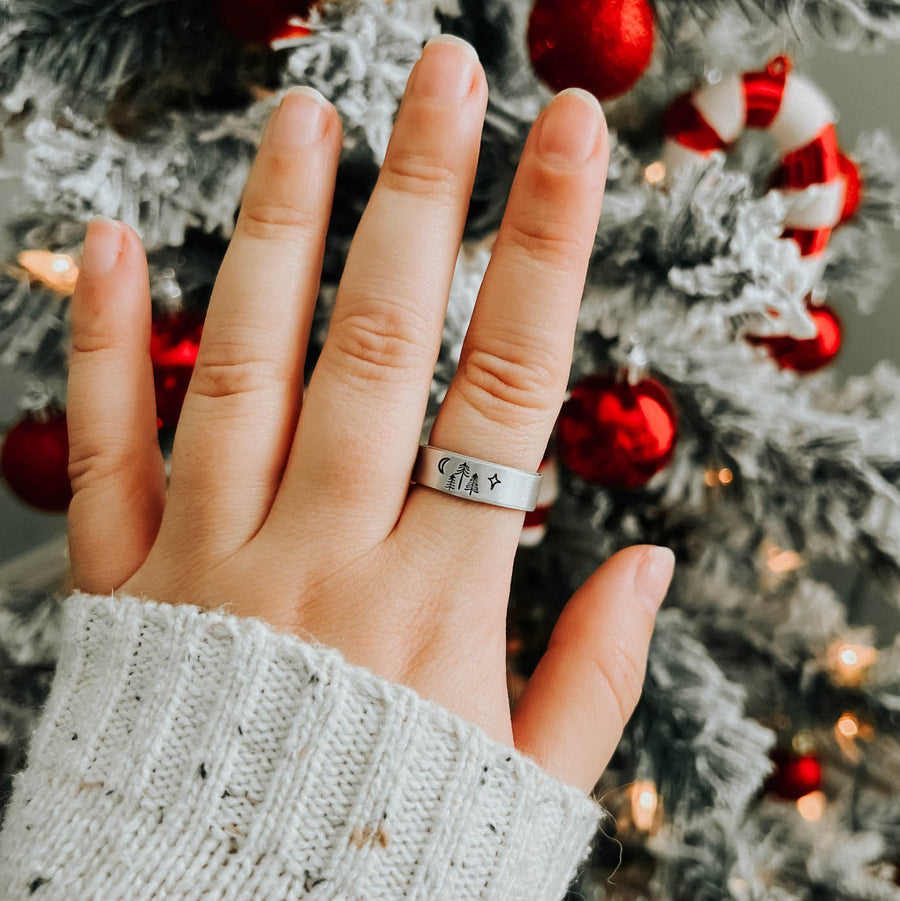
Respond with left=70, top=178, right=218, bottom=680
left=837, top=152, right=862, bottom=224
left=528, top=0, right=655, bottom=101
left=212, top=0, right=317, bottom=46
left=766, top=748, right=822, bottom=799
left=151, top=311, right=205, bottom=429
left=750, top=304, right=842, bottom=373
left=557, top=374, right=677, bottom=488
left=1, top=410, right=72, bottom=512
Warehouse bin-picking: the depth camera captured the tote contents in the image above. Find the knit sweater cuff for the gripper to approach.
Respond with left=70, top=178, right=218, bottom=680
left=0, top=591, right=608, bottom=900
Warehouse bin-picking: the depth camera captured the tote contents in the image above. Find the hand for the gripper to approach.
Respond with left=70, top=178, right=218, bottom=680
left=65, top=35, right=674, bottom=794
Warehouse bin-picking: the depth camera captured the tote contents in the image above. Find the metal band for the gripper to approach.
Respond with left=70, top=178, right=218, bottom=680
left=411, top=445, right=542, bottom=512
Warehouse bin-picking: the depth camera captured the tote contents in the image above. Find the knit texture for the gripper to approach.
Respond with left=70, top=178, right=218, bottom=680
left=0, top=590, right=609, bottom=900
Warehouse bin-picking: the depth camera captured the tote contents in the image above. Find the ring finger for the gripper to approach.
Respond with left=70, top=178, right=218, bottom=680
left=397, top=88, right=609, bottom=584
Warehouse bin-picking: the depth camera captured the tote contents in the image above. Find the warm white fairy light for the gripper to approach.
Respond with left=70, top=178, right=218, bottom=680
left=630, top=780, right=660, bottom=832
left=834, top=711, right=873, bottom=762
left=796, top=790, right=826, bottom=821
left=644, top=161, right=667, bottom=184
left=827, top=640, right=878, bottom=687
left=17, top=250, right=80, bottom=294
left=705, top=467, right=734, bottom=487
left=837, top=713, right=858, bottom=738
left=768, top=549, right=803, bottom=573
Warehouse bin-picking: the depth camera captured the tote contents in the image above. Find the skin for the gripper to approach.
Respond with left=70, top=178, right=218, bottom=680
left=65, top=35, right=675, bottom=796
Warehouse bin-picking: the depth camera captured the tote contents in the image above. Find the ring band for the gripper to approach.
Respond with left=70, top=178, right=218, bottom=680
left=411, top=444, right=542, bottom=512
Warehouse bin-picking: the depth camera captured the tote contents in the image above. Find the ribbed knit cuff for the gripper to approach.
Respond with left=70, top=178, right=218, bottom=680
left=0, top=591, right=609, bottom=900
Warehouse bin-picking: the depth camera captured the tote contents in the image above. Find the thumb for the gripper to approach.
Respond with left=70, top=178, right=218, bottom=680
left=511, top=545, right=674, bottom=794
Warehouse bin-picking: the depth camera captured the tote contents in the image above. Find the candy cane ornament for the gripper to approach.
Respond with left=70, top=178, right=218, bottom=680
left=663, top=57, right=847, bottom=297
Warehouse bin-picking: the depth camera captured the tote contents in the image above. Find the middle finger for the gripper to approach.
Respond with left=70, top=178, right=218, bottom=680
left=265, top=36, right=488, bottom=546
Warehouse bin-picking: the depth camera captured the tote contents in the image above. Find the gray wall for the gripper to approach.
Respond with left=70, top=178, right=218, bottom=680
left=1, top=44, right=899, bottom=567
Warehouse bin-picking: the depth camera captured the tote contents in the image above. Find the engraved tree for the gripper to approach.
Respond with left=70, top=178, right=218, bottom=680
left=446, top=461, right=469, bottom=491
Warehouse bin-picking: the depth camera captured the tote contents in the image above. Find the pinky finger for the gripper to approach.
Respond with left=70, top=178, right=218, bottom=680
left=66, top=218, right=166, bottom=593
left=510, top=545, right=674, bottom=793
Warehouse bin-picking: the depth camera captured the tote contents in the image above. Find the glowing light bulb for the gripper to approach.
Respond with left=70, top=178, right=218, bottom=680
left=629, top=780, right=660, bottom=832
left=828, top=641, right=878, bottom=687
left=767, top=550, right=803, bottom=573
left=796, top=790, right=826, bottom=821
left=17, top=250, right=80, bottom=294
left=644, top=161, right=666, bottom=184
left=836, top=713, right=858, bottom=737
left=718, top=468, right=733, bottom=484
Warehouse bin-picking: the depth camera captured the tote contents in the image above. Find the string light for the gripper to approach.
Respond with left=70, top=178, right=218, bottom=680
left=705, top=467, right=734, bottom=487
left=759, top=541, right=805, bottom=588
left=834, top=711, right=874, bottom=761
left=827, top=640, right=878, bottom=687
left=644, top=161, right=667, bottom=184
left=767, top=549, right=803, bottom=573
left=16, top=250, right=79, bottom=294
left=629, top=779, right=661, bottom=832
left=836, top=713, right=858, bottom=738
left=796, top=790, right=826, bottom=821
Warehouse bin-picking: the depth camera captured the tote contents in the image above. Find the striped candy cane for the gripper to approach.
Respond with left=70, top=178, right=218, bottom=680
left=663, top=57, right=853, bottom=296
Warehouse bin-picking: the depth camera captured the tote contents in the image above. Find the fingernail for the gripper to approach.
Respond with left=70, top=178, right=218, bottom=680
left=414, top=34, right=479, bottom=102
left=634, top=546, right=675, bottom=610
left=81, top=217, right=123, bottom=276
left=269, top=86, right=330, bottom=147
left=537, top=88, right=604, bottom=165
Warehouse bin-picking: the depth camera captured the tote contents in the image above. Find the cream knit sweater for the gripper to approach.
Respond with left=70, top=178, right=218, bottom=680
left=0, top=590, right=609, bottom=899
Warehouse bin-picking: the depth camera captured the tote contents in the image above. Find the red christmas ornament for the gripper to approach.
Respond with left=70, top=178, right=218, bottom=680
left=557, top=374, right=677, bottom=488
left=766, top=748, right=822, bottom=799
left=212, top=0, right=317, bottom=47
left=750, top=303, right=842, bottom=373
left=528, top=0, right=655, bottom=101
left=150, top=311, right=205, bottom=429
left=1, top=409, right=72, bottom=512
left=837, top=151, right=862, bottom=224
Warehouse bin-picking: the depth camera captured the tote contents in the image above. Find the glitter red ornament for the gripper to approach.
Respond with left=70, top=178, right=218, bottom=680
left=212, top=0, right=317, bottom=47
left=527, top=0, right=655, bottom=101
left=150, top=311, right=205, bottom=429
left=557, top=374, right=677, bottom=488
left=1, top=408, right=72, bottom=512
left=750, top=302, right=842, bottom=373
left=766, top=748, right=822, bottom=799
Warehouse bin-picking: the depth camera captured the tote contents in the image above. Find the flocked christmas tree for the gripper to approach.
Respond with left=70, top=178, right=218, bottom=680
left=2, top=0, right=900, bottom=897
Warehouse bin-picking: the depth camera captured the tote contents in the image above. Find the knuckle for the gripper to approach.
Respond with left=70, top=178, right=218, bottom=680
left=457, top=343, right=562, bottom=427
left=67, top=439, right=129, bottom=493
left=329, top=309, right=427, bottom=383
left=189, top=344, right=282, bottom=401
left=236, top=197, right=319, bottom=243
left=583, top=632, right=647, bottom=726
left=503, top=209, right=587, bottom=268
left=70, top=328, right=121, bottom=358
left=381, top=148, right=463, bottom=203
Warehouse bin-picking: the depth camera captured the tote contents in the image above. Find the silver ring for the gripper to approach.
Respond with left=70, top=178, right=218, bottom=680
left=410, top=445, right=542, bottom=512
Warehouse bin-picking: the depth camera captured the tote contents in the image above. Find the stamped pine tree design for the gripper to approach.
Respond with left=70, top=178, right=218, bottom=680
left=446, top=461, right=470, bottom=491
left=464, top=472, right=479, bottom=495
